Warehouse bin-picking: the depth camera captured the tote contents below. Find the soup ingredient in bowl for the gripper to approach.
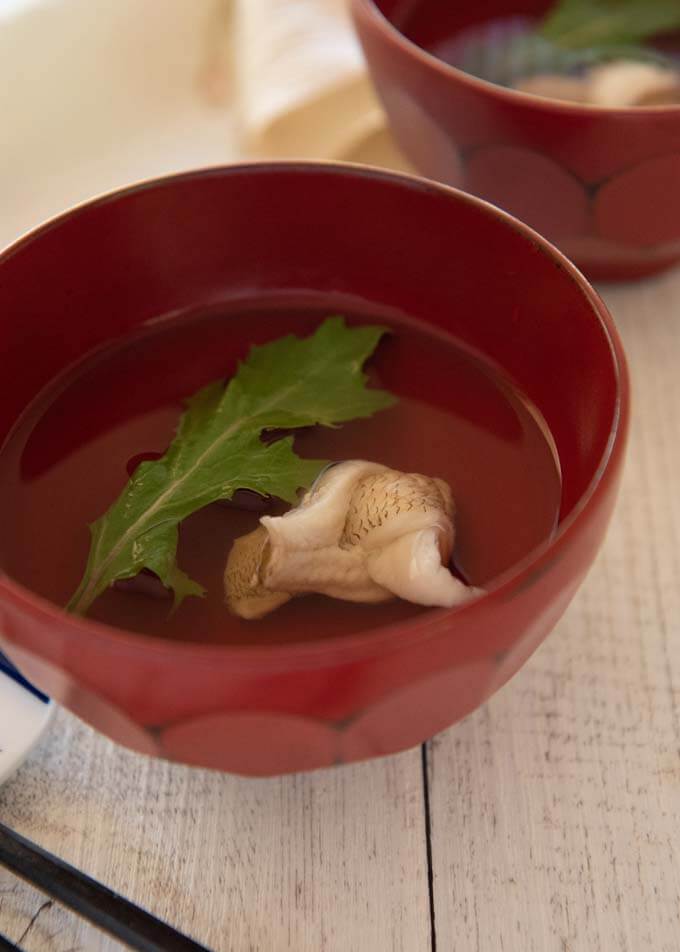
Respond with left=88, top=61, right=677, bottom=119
left=539, top=0, right=680, bottom=52
left=586, top=59, right=680, bottom=104
left=225, top=460, right=482, bottom=619
left=66, top=318, right=396, bottom=616
left=0, top=304, right=561, bottom=643
left=514, top=59, right=680, bottom=105
left=438, top=0, right=680, bottom=100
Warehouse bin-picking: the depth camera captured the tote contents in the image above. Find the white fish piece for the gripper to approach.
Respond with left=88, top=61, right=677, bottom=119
left=513, top=61, right=680, bottom=108
left=224, top=460, right=483, bottom=619
left=366, top=527, right=475, bottom=608
left=588, top=61, right=680, bottom=108
left=513, top=73, right=590, bottom=103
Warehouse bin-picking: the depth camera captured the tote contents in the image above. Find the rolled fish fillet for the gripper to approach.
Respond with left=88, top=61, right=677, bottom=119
left=225, top=460, right=483, bottom=620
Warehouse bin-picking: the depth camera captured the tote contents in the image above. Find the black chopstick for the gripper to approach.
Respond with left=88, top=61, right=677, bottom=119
left=0, top=934, right=19, bottom=951
left=0, top=822, right=211, bottom=952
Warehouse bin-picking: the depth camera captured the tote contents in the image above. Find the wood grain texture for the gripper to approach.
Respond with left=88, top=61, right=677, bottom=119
left=427, top=269, right=680, bottom=952
left=0, top=711, right=430, bottom=951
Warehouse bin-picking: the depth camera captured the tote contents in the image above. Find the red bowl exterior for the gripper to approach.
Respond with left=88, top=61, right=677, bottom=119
left=0, top=163, right=628, bottom=776
left=352, top=0, right=680, bottom=282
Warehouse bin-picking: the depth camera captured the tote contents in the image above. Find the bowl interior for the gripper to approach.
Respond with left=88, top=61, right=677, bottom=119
left=371, top=0, right=552, bottom=46
left=0, top=164, right=620, bottom=638
left=372, top=1, right=680, bottom=71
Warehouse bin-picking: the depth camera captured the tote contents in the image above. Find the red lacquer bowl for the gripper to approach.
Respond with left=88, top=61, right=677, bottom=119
left=0, top=163, right=628, bottom=776
left=352, top=0, right=680, bottom=282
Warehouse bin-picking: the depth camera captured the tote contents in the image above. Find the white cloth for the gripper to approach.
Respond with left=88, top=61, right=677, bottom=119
left=231, top=0, right=411, bottom=167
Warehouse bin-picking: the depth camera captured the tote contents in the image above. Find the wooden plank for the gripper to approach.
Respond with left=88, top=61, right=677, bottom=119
left=0, top=710, right=431, bottom=951
left=427, top=271, right=680, bottom=952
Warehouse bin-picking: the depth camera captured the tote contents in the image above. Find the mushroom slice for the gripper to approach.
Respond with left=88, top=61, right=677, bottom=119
left=224, top=461, right=483, bottom=619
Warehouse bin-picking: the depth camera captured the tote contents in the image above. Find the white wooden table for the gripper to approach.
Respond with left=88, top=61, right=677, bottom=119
left=1, top=3, right=680, bottom=949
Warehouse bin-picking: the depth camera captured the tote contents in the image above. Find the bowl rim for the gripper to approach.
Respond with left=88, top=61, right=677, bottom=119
left=0, top=160, right=629, bottom=669
left=353, top=0, right=680, bottom=118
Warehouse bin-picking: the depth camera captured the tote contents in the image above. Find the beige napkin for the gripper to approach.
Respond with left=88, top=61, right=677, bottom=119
left=229, top=0, right=413, bottom=170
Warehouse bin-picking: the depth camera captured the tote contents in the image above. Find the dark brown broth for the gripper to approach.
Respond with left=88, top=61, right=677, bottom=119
left=0, top=307, right=561, bottom=645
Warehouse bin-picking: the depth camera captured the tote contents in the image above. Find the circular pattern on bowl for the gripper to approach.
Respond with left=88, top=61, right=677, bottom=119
left=0, top=642, right=160, bottom=757
left=464, top=146, right=590, bottom=244
left=377, top=88, right=464, bottom=188
left=161, top=712, right=340, bottom=775
left=594, top=153, right=680, bottom=248
left=338, top=661, right=493, bottom=762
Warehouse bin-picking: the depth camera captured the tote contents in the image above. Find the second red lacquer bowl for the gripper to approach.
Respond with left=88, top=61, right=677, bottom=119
left=353, top=0, right=680, bottom=282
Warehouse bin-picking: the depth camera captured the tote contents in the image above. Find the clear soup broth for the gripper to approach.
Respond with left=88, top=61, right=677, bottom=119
left=0, top=305, right=561, bottom=645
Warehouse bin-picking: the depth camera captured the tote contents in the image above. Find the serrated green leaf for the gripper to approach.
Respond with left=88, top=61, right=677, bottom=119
left=540, top=0, right=680, bottom=50
left=67, top=317, right=396, bottom=616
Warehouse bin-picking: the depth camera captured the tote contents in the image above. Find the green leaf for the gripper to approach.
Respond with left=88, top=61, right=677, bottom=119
left=540, top=0, right=680, bottom=50
left=67, top=317, right=396, bottom=616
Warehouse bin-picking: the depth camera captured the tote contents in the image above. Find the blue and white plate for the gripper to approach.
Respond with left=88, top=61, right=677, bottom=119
left=0, top=651, right=54, bottom=786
